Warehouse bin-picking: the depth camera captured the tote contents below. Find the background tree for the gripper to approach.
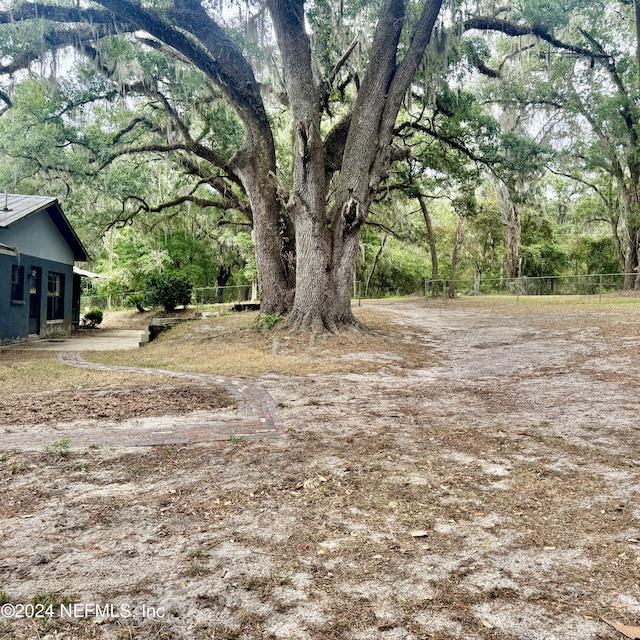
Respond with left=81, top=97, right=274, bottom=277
left=465, top=0, right=640, bottom=287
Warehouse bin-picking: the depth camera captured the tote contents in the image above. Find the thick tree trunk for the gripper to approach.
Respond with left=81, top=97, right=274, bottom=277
left=234, top=145, right=295, bottom=314
left=250, top=187, right=295, bottom=313
left=286, top=215, right=333, bottom=330
left=615, top=172, right=640, bottom=289
left=267, top=0, right=341, bottom=328
left=628, top=174, right=640, bottom=289
left=331, top=226, right=363, bottom=328
left=236, top=0, right=442, bottom=330
left=624, top=225, right=640, bottom=289
left=286, top=216, right=362, bottom=332
left=269, top=0, right=441, bottom=331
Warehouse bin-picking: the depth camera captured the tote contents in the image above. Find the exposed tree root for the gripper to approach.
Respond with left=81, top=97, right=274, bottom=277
left=284, top=309, right=369, bottom=334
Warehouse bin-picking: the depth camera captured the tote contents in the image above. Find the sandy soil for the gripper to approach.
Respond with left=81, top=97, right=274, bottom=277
left=1, top=298, right=639, bottom=639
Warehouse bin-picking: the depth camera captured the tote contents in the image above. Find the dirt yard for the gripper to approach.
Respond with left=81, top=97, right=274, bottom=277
left=1, top=297, right=639, bottom=640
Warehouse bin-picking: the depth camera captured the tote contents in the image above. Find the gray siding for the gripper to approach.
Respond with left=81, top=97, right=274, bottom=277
left=0, top=212, right=74, bottom=265
left=0, top=253, right=74, bottom=344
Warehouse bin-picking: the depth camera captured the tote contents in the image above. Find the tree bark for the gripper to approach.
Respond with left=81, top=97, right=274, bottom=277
left=267, top=0, right=341, bottom=329
left=239, top=166, right=295, bottom=313
left=612, top=168, right=640, bottom=289
left=317, top=0, right=442, bottom=328
left=365, top=235, right=388, bottom=298
left=449, top=215, right=464, bottom=298
left=267, top=0, right=443, bottom=330
left=494, top=179, right=520, bottom=280
left=418, top=195, right=439, bottom=296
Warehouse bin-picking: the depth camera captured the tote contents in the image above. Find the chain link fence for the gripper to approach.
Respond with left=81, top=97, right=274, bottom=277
left=193, top=284, right=257, bottom=306
left=80, top=294, right=128, bottom=311
left=81, top=273, right=638, bottom=311
left=81, top=284, right=258, bottom=312
left=422, top=273, right=637, bottom=300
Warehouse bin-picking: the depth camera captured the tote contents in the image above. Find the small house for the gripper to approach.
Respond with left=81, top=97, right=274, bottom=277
left=0, top=194, right=89, bottom=344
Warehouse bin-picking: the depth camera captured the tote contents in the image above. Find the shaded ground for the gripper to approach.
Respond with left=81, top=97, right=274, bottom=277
left=1, top=297, right=639, bottom=640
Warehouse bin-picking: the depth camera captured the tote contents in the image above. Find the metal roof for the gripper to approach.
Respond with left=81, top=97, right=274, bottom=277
left=73, top=266, right=103, bottom=279
left=0, top=193, right=89, bottom=261
left=0, top=194, right=57, bottom=227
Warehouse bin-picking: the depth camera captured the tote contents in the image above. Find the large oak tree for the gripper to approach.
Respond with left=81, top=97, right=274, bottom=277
left=1, top=0, right=447, bottom=330
left=3, top=0, right=619, bottom=324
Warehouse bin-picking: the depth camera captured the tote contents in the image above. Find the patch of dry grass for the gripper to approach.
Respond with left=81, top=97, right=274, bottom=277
left=3, top=295, right=639, bottom=389
left=100, top=307, right=199, bottom=330
left=0, top=351, right=176, bottom=394
left=89, top=305, right=437, bottom=377
left=437, top=293, right=640, bottom=315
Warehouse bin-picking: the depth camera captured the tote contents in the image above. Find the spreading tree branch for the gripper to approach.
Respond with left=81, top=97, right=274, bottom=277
left=0, top=4, right=119, bottom=25
left=329, top=36, right=360, bottom=87
left=463, top=17, right=606, bottom=59
left=395, top=121, right=489, bottom=166
left=0, top=24, right=120, bottom=77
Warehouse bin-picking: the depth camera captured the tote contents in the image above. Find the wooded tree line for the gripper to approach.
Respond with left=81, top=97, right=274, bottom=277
left=0, top=0, right=638, bottom=327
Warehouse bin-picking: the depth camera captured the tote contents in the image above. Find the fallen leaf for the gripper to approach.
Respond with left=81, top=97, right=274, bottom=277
left=410, top=530, right=429, bottom=538
left=603, top=619, right=640, bottom=639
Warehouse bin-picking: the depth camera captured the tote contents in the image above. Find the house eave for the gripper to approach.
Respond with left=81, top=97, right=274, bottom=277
left=0, top=243, right=18, bottom=256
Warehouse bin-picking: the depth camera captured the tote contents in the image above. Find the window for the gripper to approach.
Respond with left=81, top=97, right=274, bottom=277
left=11, top=265, right=24, bottom=302
left=47, top=272, right=65, bottom=320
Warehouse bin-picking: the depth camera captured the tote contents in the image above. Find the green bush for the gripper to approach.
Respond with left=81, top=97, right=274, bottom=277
left=570, top=237, right=620, bottom=275
left=143, top=272, right=193, bottom=312
left=83, top=309, right=103, bottom=328
left=125, top=293, right=146, bottom=313
left=253, top=312, right=281, bottom=332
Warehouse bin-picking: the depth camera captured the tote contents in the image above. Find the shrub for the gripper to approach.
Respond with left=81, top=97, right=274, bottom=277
left=143, top=272, right=193, bottom=312
left=83, top=309, right=103, bottom=328
left=253, top=312, right=281, bottom=332
left=125, top=293, right=146, bottom=313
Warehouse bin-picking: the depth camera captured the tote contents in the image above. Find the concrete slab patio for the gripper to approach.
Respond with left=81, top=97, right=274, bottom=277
left=5, top=329, right=146, bottom=351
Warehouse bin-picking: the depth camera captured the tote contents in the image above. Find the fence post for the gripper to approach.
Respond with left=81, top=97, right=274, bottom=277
left=599, top=274, right=603, bottom=304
